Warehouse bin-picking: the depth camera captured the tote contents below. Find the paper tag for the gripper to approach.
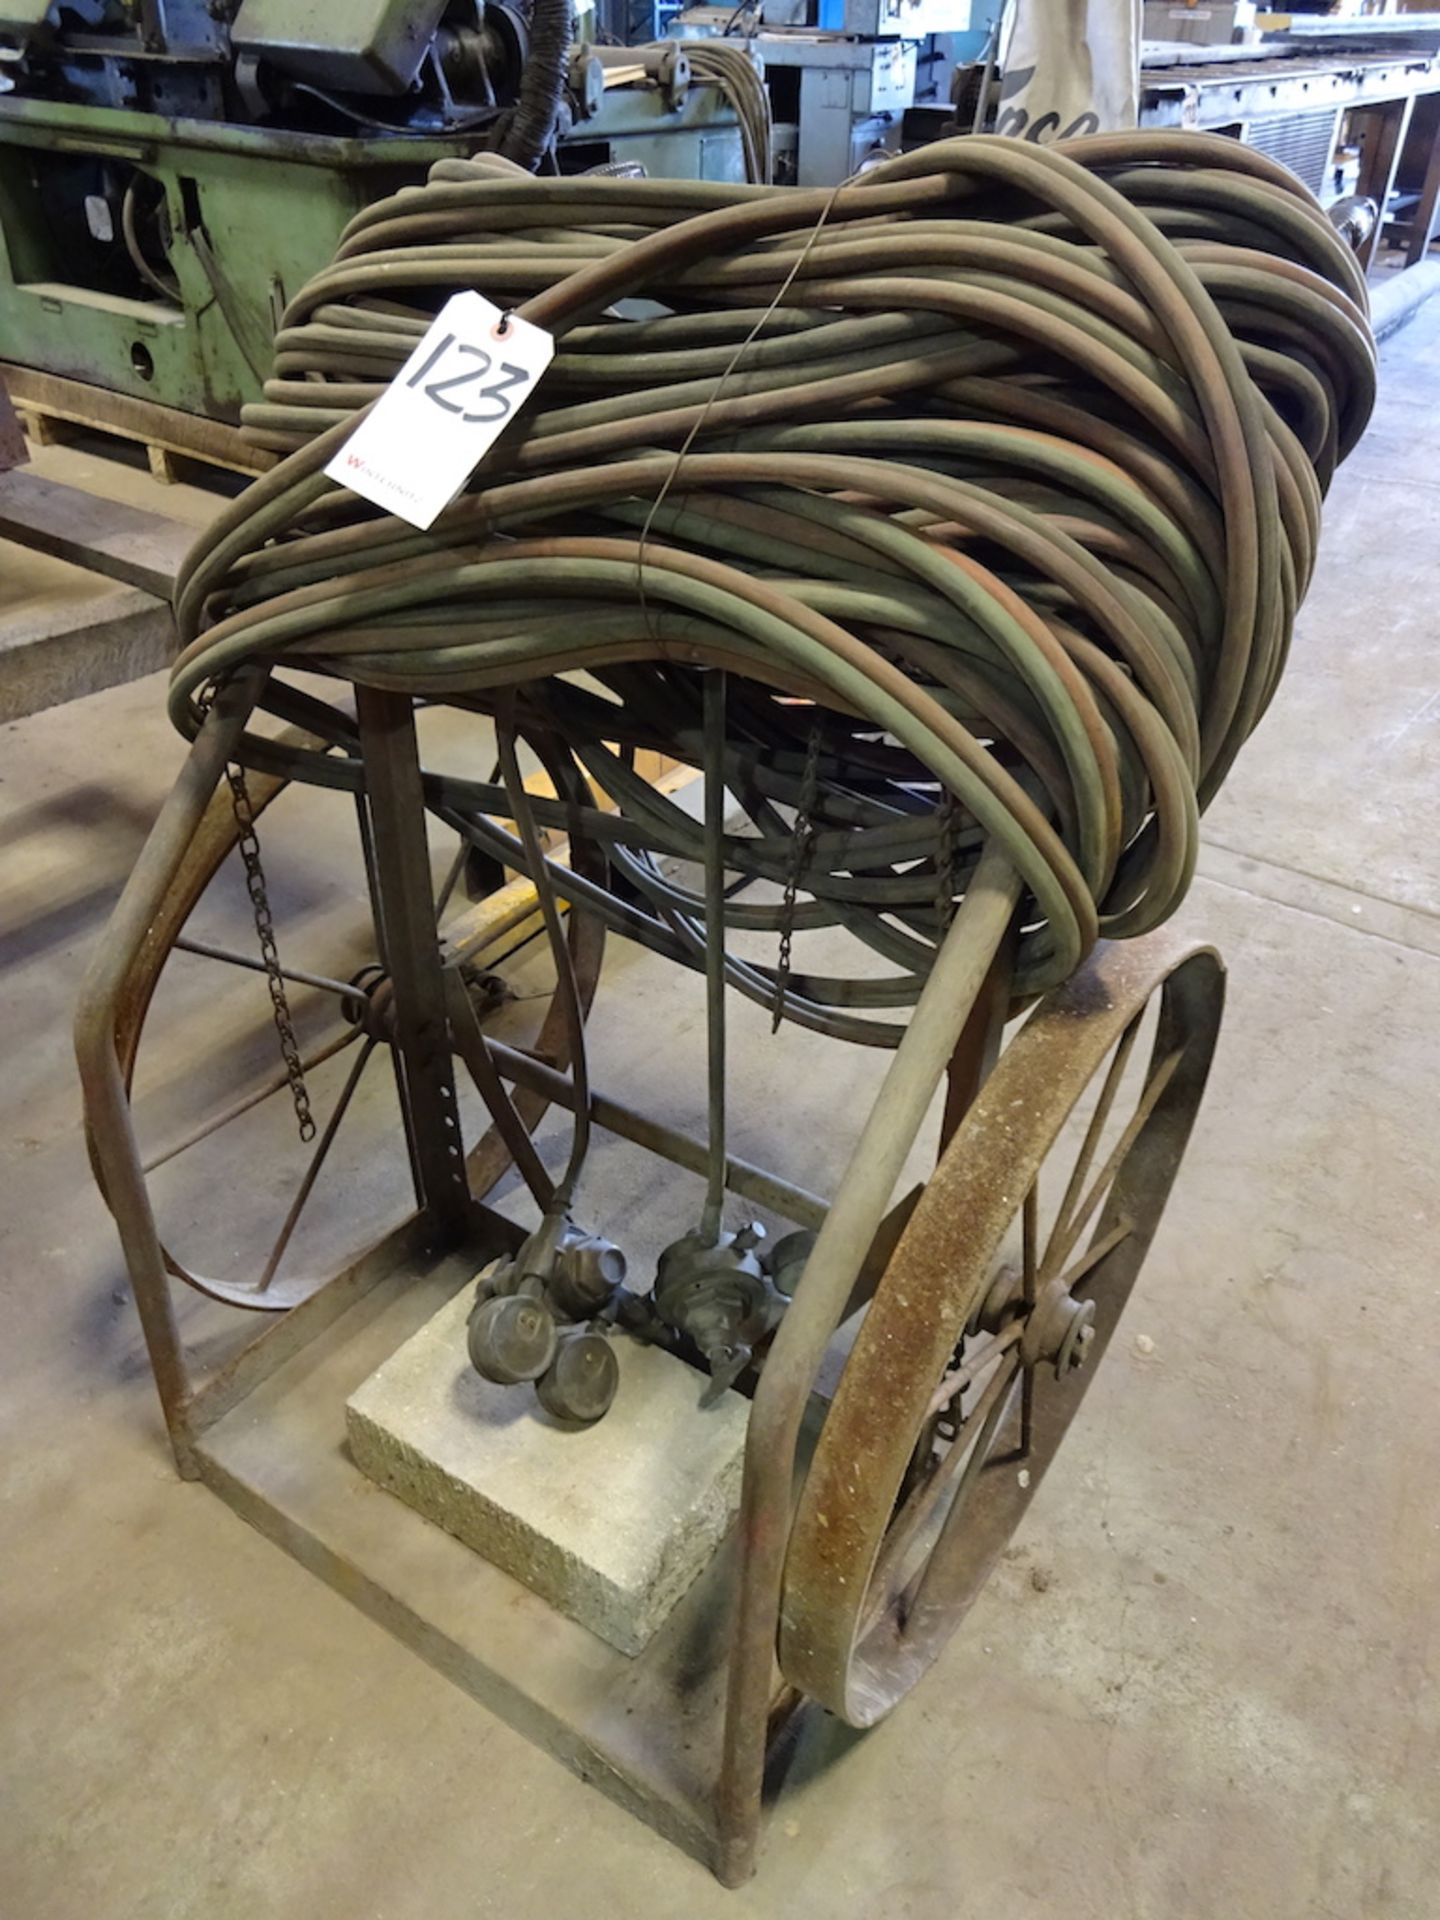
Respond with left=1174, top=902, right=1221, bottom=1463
left=324, top=290, right=553, bottom=529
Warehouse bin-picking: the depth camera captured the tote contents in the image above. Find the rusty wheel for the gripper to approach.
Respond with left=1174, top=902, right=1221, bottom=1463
left=779, top=933, right=1224, bottom=1726
left=90, top=726, right=606, bottom=1312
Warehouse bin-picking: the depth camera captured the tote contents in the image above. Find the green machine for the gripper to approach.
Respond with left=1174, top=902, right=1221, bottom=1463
left=0, top=1, right=753, bottom=432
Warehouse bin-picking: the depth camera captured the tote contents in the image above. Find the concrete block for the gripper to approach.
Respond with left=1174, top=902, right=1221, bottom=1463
left=346, top=1284, right=749, bottom=1656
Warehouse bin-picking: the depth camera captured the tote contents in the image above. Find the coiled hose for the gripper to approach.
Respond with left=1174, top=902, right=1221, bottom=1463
left=171, top=133, right=1375, bottom=1041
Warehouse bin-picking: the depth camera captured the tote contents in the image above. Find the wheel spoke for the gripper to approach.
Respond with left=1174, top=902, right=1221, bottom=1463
left=895, top=1413, right=943, bottom=1513
left=926, top=1319, right=1024, bottom=1419
left=906, top=1354, right=1021, bottom=1624
left=871, top=1350, right=1020, bottom=1620
left=257, top=1037, right=378, bottom=1292
left=140, top=1025, right=360, bottom=1175
left=1054, top=1215, right=1134, bottom=1295
left=1043, top=1013, right=1142, bottom=1275
left=434, top=836, right=470, bottom=923
left=1043, top=1043, right=1185, bottom=1282
left=173, top=934, right=358, bottom=1001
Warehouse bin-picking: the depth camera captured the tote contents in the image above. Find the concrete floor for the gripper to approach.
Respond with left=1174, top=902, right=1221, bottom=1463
left=3, top=304, right=1440, bottom=1920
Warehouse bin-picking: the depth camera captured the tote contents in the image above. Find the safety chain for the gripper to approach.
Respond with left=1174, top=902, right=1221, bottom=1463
left=197, top=682, right=316, bottom=1143
left=771, top=721, right=823, bottom=1033
left=935, top=791, right=958, bottom=939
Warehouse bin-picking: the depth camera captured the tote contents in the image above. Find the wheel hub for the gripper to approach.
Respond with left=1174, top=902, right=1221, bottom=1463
left=1019, top=1281, right=1097, bottom=1378
left=971, top=1263, right=1096, bottom=1380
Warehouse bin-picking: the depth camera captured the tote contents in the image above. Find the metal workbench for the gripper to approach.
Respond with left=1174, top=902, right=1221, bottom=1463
left=1139, top=20, right=1440, bottom=268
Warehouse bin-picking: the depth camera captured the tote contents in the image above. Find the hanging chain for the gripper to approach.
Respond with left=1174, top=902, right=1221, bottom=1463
left=197, top=682, right=316, bottom=1144
left=935, top=789, right=958, bottom=940
left=771, top=721, right=823, bottom=1034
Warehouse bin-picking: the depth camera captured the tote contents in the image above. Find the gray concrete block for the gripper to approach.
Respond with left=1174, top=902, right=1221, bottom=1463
left=346, top=1284, right=749, bottom=1656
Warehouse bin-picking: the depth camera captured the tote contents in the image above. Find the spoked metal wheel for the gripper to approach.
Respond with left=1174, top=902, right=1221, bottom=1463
left=88, top=738, right=605, bottom=1312
left=779, top=933, right=1224, bottom=1726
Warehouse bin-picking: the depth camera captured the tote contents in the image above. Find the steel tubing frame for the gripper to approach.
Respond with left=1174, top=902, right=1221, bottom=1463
left=75, top=671, right=268, bottom=1470
left=75, top=694, right=1021, bottom=1872
left=715, top=838, right=1022, bottom=1881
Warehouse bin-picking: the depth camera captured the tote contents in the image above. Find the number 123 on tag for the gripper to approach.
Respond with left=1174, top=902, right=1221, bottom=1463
left=325, top=290, right=554, bottom=530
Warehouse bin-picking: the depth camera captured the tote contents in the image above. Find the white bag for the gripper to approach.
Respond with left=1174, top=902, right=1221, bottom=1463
left=993, top=0, right=1141, bottom=140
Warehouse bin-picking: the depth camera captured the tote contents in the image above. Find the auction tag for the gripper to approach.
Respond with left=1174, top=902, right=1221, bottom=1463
left=324, top=290, right=553, bottom=529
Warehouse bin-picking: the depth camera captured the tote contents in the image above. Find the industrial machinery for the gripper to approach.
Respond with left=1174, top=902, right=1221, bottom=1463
left=0, top=0, right=761, bottom=438
left=669, top=0, right=975, bottom=185
left=1133, top=17, right=1440, bottom=272
left=78, top=132, right=1373, bottom=1881
left=755, top=27, right=923, bottom=184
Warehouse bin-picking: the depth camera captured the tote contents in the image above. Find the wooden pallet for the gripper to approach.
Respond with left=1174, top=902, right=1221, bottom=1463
left=0, top=468, right=198, bottom=598
left=0, top=377, right=27, bottom=474
left=1, top=362, right=273, bottom=487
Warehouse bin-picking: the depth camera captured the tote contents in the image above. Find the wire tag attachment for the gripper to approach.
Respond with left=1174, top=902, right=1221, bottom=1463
left=324, top=291, right=553, bottom=530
